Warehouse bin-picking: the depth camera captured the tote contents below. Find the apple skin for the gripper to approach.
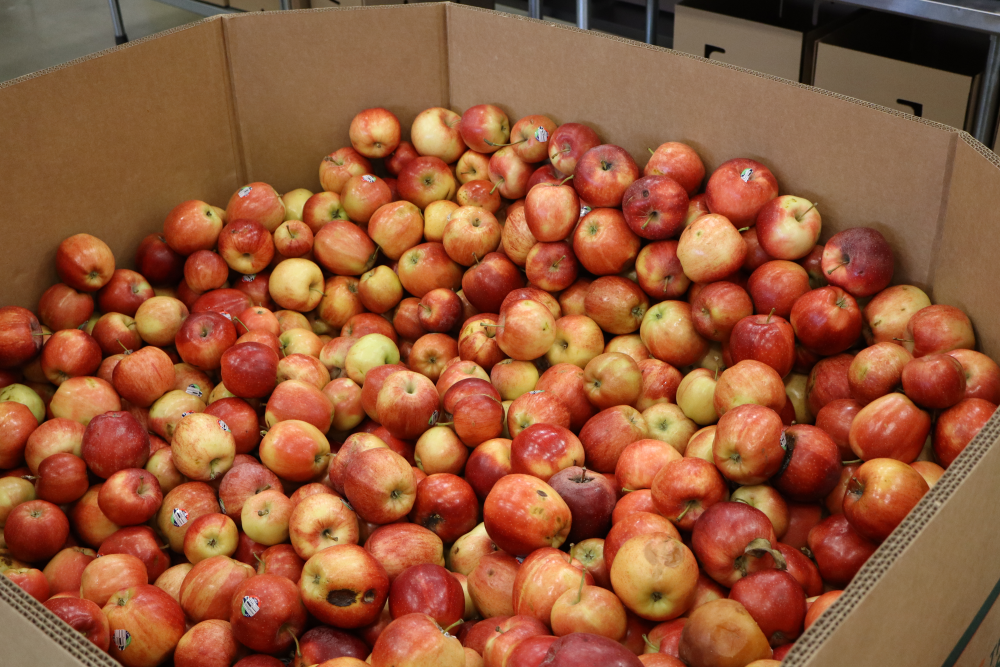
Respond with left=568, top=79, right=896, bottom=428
left=497, top=298, right=557, bottom=361
left=905, top=304, right=976, bottom=358
left=729, top=569, right=806, bottom=647
left=462, top=252, right=526, bottom=315
left=459, top=104, right=510, bottom=153
left=398, top=242, right=464, bottom=299
left=900, top=353, right=966, bottom=410
left=934, top=398, right=997, bottom=468
left=409, top=473, right=479, bottom=544
left=230, top=573, right=308, bottom=655
left=0, top=307, right=43, bottom=369
left=712, top=404, right=785, bottom=486
left=862, top=284, right=931, bottom=345
left=344, top=447, right=416, bottom=525
left=547, top=123, right=601, bottom=176
left=584, top=352, right=642, bottom=410
left=645, top=142, right=705, bottom=195
left=747, top=260, right=811, bottom=321
left=843, top=457, right=929, bottom=543
left=173, top=619, right=245, bottom=667
left=40, top=329, right=102, bottom=386
left=97, top=468, right=163, bottom=527
left=377, top=370, right=440, bottom=441
left=713, top=359, right=786, bottom=417
left=112, top=345, right=176, bottom=408
left=300, top=543, right=389, bottom=628
left=585, top=276, right=650, bottom=336
left=157, top=481, right=221, bottom=553
left=771, top=425, right=842, bottom=503
left=42, top=546, right=96, bottom=595
left=371, top=612, right=466, bottom=667
left=690, top=502, right=780, bottom=588
left=807, top=353, right=854, bottom=417
left=411, top=107, right=465, bottom=163
left=43, top=597, right=111, bottom=651
left=38, top=283, right=95, bottom=332
left=807, top=514, right=878, bottom=588
left=821, top=227, right=894, bottom=298
left=135, top=233, right=185, bottom=286
left=103, top=584, right=187, bottom=667
left=635, top=241, right=690, bottom=302
left=483, top=474, right=572, bottom=556
left=947, top=349, right=1000, bottom=404
left=388, top=563, right=465, bottom=627
left=98, top=526, right=170, bottom=583
left=579, top=406, right=648, bottom=474
left=163, top=200, right=224, bottom=255
left=622, top=175, right=689, bottom=241
left=574, top=209, right=642, bottom=276
left=790, top=286, right=862, bottom=356
left=226, top=182, right=285, bottom=232
left=349, top=107, right=401, bottom=158
left=56, top=233, right=116, bottom=292
left=604, top=512, right=682, bottom=572
left=5, top=567, right=50, bottom=601
left=704, top=158, right=779, bottom=227
left=539, top=632, right=644, bottom=667
left=548, top=466, right=618, bottom=544
left=220, top=342, right=279, bottom=400
left=848, top=393, right=931, bottom=463
left=679, top=599, right=773, bottom=667
left=847, top=342, right=911, bottom=405
left=292, top=626, right=369, bottom=667
left=677, top=214, right=747, bottom=284
left=754, top=195, right=821, bottom=261
left=691, top=282, right=754, bottom=343
left=180, top=555, right=256, bottom=623
left=575, top=145, right=640, bottom=208
left=313, top=220, right=377, bottom=277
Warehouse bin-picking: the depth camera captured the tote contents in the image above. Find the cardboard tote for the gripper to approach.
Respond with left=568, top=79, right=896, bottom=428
left=2, top=5, right=1000, bottom=666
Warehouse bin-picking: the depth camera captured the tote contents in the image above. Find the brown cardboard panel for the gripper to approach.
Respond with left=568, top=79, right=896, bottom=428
left=445, top=5, right=952, bottom=288
left=221, top=5, right=450, bottom=193
left=785, top=411, right=1000, bottom=667
left=0, top=576, right=115, bottom=667
left=232, top=0, right=310, bottom=10
left=931, top=137, right=1000, bottom=360
left=0, top=19, right=241, bottom=310
left=952, top=584, right=1000, bottom=667
left=673, top=4, right=804, bottom=82
left=814, top=43, right=975, bottom=130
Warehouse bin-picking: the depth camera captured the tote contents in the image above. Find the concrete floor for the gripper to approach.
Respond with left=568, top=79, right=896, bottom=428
left=0, top=0, right=201, bottom=82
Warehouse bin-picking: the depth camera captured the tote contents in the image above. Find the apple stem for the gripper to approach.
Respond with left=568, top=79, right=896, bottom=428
left=443, top=619, right=464, bottom=635
left=766, top=308, right=775, bottom=324
left=676, top=503, right=693, bottom=522
left=796, top=202, right=819, bottom=221
left=841, top=458, right=862, bottom=465
left=559, top=175, right=575, bottom=185
left=231, top=315, right=249, bottom=332
left=473, top=253, right=481, bottom=266
left=434, top=421, right=454, bottom=427
left=480, top=324, right=503, bottom=330
left=737, top=226, right=750, bottom=233
left=622, top=488, right=636, bottom=493
left=892, top=337, right=914, bottom=344
left=744, top=538, right=787, bottom=571
left=288, top=631, right=301, bottom=657
left=575, top=570, right=586, bottom=604
left=260, top=429, right=269, bottom=438
left=647, top=147, right=656, bottom=155
left=117, top=340, right=132, bottom=354
left=253, top=552, right=265, bottom=567
left=715, top=366, right=720, bottom=381
left=826, top=261, right=847, bottom=275
left=490, top=179, right=504, bottom=195
left=495, top=626, right=504, bottom=634
left=642, top=634, right=660, bottom=652
left=420, top=303, right=431, bottom=313
left=552, top=255, right=565, bottom=269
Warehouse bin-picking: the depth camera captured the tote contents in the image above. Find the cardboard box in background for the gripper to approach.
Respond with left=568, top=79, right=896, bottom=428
left=310, top=0, right=407, bottom=8
left=4, top=4, right=1000, bottom=667
left=201, top=0, right=230, bottom=7
left=813, top=11, right=988, bottom=130
left=229, top=0, right=308, bottom=10
left=672, top=0, right=856, bottom=83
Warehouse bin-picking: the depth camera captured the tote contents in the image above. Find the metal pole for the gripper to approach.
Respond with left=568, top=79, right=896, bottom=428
left=645, top=0, right=658, bottom=44
left=577, top=0, right=588, bottom=29
left=280, top=0, right=292, bottom=9
left=107, top=0, right=128, bottom=45
left=529, top=0, right=542, bottom=20
left=972, top=34, right=1000, bottom=147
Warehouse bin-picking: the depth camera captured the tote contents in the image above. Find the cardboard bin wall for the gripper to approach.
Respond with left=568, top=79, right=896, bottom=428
left=2, top=5, right=1000, bottom=667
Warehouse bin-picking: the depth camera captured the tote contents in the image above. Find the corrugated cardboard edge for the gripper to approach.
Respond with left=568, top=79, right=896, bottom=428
left=0, top=575, right=117, bottom=667
left=2, top=6, right=999, bottom=666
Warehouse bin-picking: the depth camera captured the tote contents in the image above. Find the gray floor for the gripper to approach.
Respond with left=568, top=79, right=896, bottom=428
left=0, top=0, right=201, bottom=83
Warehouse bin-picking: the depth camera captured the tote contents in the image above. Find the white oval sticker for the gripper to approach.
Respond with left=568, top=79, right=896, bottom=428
left=185, top=384, right=203, bottom=398
left=362, top=174, right=377, bottom=183
left=171, top=508, right=188, bottom=527
left=242, top=596, right=260, bottom=617
left=238, top=186, right=252, bottom=197
left=534, top=126, right=549, bottom=143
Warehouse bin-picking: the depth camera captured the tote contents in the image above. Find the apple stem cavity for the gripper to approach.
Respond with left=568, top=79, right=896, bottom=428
left=743, top=537, right=787, bottom=571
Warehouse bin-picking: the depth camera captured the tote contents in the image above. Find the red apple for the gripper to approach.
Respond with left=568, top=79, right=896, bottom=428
left=728, top=569, right=806, bottom=646
left=843, top=457, right=928, bottom=543
left=712, top=404, right=785, bottom=485
left=344, top=447, right=416, bottom=524
left=98, top=468, right=162, bottom=526
left=43, top=597, right=110, bottom=651
left=645, top=142, right=705, bottom=195
left=56, top=233, right=115, bottom=292
left=112, top=345, right=175, bottom=408
left=747, top=260, right=811, bottom=320
left=863, top=284, right=930, bottom=345
left=790, top=286, right=862, bottom=356
left=548, top=123, right=601, bottom=176
left=38, top=283, right=94, bottom=332
left=729, top=312, right=795, bottom=378
left=848, top=393, right=930, bottom=462
left=163, top=201, right=224, bottom=255
left=135, top=233, right=185, bottom=286
left=575, top=145, right=639, bottom=208
left=574, top=208, right=642, bottom=276
left=82, top=411, right=150, bottom=479
left=483, top=474, right=571, bottom=556
left=934, top=398, right=997, bottom=468
left=300, top=544, right=389, bottom=628
left=81, top=553, right=148, bottom=608
left=755, top=196, right=821, bottom=261
left=691, top=282, right=754, bottom=343
left=635, top=241, right=690, bottom=301
left=349, top=107, right=401, bottom=158
left=229, top=573, right=308, bottom=654
left=901, top=353, right=967, bottom=409
left=0, top=307, right=43, bottom=369
left=180, top=554, right=255, bottom=622
left=227, top=182, right=285, bottom=232
left=847, top=342, right=911, bottom=405
left=821, top=227, right=893, bottom=298
left=690, top=502, right=782, bottom=587
left=704, top=158, right=779, bottom=226
left=948, top=349, right=1000, bottom=404
left=98, top=525, right=170, bottom=583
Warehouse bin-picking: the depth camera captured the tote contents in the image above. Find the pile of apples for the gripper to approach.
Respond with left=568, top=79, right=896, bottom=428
left=0, top=103, right=996, bottom=667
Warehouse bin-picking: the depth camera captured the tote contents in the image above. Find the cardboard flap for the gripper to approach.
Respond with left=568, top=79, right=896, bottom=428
left=220, top=4, right=451, bottom=193
left=932, top=137, right=1000, bottom=360
left=0, top=19, right=240, bottom=309
left=445, top=5, right=953, bottom=288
